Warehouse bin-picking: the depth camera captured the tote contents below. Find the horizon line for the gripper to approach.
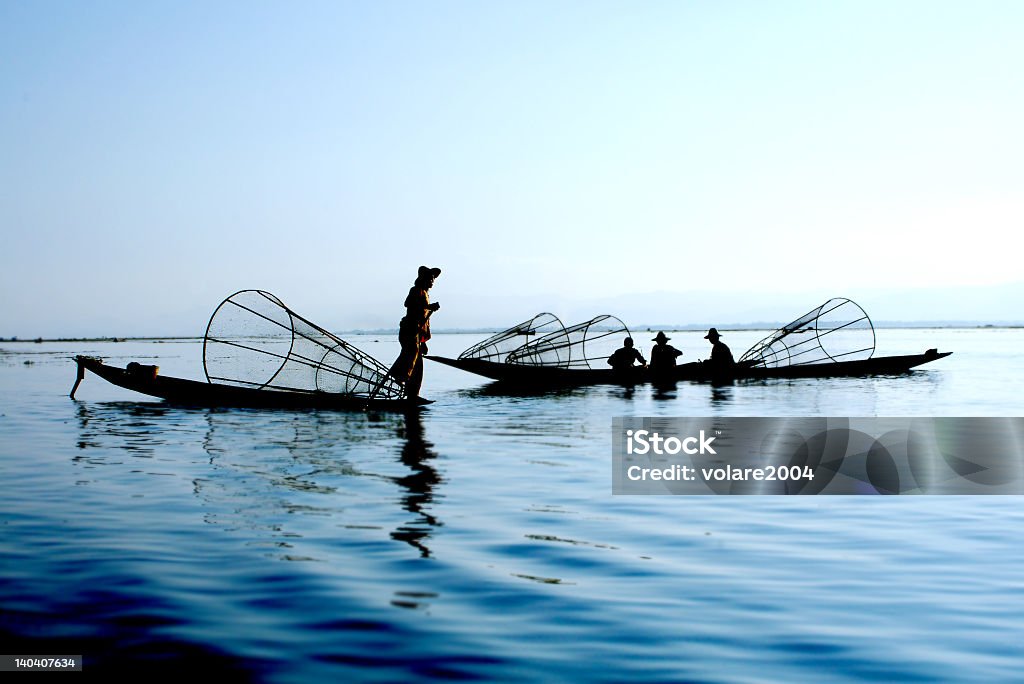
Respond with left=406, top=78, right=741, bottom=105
left=4, top=320, right=1023, bottom=343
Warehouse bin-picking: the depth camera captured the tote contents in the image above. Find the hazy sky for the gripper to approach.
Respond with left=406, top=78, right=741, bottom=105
left=2, top=1, right=1022, bottom=336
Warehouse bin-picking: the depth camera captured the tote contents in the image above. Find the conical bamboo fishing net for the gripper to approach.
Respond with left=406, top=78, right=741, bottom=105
left=203, top=290, right=404, bottom=400
left=504, top=315, right=631, bottom=369
left=739, top=298, right=875, bottom=368
left=458, top=313, right=565, bottom=363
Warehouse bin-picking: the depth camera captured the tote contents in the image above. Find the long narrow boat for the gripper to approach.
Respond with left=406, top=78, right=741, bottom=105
left=437, top=299, right=953, bottom=388
left=67, top=290, right=430, bottom=410
left=427, top=349, right=952, bottom=387
left=70, top=356, right=430, bottom=410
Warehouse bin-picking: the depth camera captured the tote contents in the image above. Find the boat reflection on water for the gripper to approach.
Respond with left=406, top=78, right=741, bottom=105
left=71, top=402, right=445, bottom=560
left=73, top=400, right=176, bottom=457
left=195, top=408, right=445, bottom=560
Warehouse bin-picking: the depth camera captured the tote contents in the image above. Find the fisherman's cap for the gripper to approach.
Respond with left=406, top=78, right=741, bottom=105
left=704, top=328, right=722, bottom=339
left=418, top=265, right=442, bottom=279
left=652, top=331, right=670, bottom=342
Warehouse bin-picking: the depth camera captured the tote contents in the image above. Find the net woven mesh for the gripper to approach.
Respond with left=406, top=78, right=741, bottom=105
left=504, top=315, right=631, bottom=369
left=458, top=313, right=565, bottom=363
left=203, top=290, right=404, bottom=399
left=739, top=298, right=875, bottom=368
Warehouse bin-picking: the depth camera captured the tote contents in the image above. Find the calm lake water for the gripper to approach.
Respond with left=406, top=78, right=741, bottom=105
left=2, top=328, right=1023, bottom=681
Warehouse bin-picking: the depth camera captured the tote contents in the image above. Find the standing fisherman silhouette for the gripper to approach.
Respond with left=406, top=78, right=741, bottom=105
left=390, top=266, right=441, bottom=399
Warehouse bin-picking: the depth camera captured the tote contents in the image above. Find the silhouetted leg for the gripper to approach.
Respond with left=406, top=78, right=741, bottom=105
left=390, top=318, right=420, bottom=386
left=406, top=352, right=424, bottom=398
left=390, top=348, right=413, bottom=384
left=391, top=331, right=420, bottom=385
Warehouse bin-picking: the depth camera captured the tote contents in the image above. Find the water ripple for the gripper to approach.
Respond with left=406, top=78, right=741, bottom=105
left=2, top=335, right=1023, bottom=680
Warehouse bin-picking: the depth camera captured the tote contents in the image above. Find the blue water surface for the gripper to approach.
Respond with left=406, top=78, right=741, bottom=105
left=1, top=329, right=1022, bottom=682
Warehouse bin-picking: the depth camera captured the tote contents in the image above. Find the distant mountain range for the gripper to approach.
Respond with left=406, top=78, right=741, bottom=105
left=426, top=282, right=1024, bottom=333
left=6, top=282, right=1022, bottom=340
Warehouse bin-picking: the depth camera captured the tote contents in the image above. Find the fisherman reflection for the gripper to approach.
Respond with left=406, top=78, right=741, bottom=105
left=615, top=384, right=637, bottom=400
left=391, top=410, right=442, bottom=558
left=710, top=382, right=733, bottom=405
left=652, top=381, right=677, bottom=400
left=607, top=337, right=646, bottom=371
left=390, top=266, right=441, bottom=399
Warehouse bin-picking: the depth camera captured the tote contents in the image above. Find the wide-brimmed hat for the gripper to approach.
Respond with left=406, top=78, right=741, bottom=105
left=704, top=328, right=722, bottom=340
left=652, top=331, right=670, bottom=343
left=418, top=265, right=442, bottom=279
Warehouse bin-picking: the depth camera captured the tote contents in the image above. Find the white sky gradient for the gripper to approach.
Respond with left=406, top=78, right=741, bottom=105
left=2, top=1, right=1022, bottom=336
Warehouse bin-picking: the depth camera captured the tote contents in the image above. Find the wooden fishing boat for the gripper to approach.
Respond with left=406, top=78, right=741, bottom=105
left=435, top=300, right=952, bottom=388
left=427, top=349, right=952, bottom=386
left=70, top=356, right=430, bottom=409
left=69, top=290, right=429, bottom=410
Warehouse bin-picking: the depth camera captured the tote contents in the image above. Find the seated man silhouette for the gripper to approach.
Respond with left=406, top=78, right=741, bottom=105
left=703, top=328, right=735, bottom=373
left=607, top=337, right=646, bottom=371
left=649, top=331, right=682, bottom=376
